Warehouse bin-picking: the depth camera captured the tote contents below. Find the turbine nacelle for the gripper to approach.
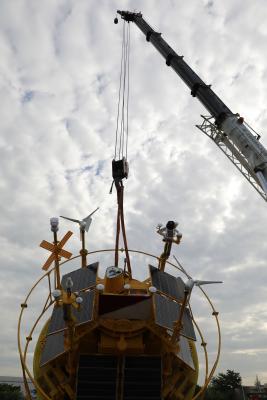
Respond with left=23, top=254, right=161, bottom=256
left=185, top=279, right=223, bottom=292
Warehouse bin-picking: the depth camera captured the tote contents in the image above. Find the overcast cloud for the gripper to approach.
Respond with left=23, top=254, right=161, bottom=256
left=1, top=0, right=267, bottom=386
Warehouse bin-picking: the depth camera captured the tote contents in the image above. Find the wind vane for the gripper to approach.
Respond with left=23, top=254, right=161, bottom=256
left=40, top=218, right=73, bottom=288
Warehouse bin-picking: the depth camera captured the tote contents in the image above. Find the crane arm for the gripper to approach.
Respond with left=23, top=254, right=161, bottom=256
left=117, top=10, right=267, bottom=201
left=118, top=10, right=231, bottom=123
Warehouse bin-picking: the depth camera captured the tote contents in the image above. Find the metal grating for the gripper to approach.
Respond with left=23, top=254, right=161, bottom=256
left=149, top=265, right=185, bottom=301
left=154, top=294, right=196, bottom=341
left=61, top=262, right=98, bottom=292
left=76, top=355, right=118, bottom=400
left=123, top=356, right=162, bottom=400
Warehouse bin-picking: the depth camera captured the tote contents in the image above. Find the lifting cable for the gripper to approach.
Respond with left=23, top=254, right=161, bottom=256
left=114, top=20, right=130, bottom=161
left=112, top=20, right=132, bottom=277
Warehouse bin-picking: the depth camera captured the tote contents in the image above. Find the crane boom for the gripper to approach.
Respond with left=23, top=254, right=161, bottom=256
left=117, top=10, right=267, bottom=201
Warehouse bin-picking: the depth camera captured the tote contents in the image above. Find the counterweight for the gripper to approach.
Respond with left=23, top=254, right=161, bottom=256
left=117, top=10, right=267, bottom=201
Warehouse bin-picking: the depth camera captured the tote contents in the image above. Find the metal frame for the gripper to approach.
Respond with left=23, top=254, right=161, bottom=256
left=18, top=249, right=221, bottom=400
left=196, top=115, right=267, bottom=201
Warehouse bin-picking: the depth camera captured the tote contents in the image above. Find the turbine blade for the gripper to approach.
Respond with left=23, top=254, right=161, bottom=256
left=60, top=216, right=80, bottom=224
left=85, top=207, right=99, bottom=219
left=195, top=280, right=223, bottom=286
left=82, top=207, right=99, bottom=232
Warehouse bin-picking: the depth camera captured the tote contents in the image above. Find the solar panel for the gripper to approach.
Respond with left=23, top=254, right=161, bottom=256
left=40, top=290, right=95, bottom=366
left=177, top=336, right=195, bottom=370
left=76, top=355, right=162, bottom=400
left=40, top=264, right=97, bottom=366
left=46, top=262, right=97, bottom=335
left=154, top=294, right=196, bottom=341
left=123, top=356, right=162, bottom=400
left=74, top=290, right=95, bottom=325
left=40, top=330, right=65, bottom=366
left=149, top=265, right=185, bottom=301
left=77, top=355, right=118, bottom=400
left=47, top=290, right=95, bottom=334
left=61, top=262, right=98, bottom=292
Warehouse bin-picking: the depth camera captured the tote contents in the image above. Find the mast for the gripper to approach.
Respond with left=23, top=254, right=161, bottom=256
left=116, top=10, right=267, bottom=201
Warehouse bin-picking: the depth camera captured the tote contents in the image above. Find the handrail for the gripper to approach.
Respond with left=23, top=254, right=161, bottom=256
left=18, top=248, right=221, bottom=400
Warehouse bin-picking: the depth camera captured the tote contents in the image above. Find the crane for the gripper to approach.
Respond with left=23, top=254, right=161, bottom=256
left=116, top=10, right=267, bottom=201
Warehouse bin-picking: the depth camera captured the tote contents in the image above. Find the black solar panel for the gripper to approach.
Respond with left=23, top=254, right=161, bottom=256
left=149, top=265, right=185, bottom=301
left=123, top=356, right=162, bottom=400
left=76, top=355, right=118, bottom=400
left=76, top=355, right=162, bottom=399
left=40, top=290, right=95, bottom=366
left=40, top=264, right=97, bottom=367
left=40, top=330, right=65, bottom=366
left=177, top=336, right=195, bottom=370
left=154, top=294, right=196, bottom=341
left=61, top=262, right=98, bottom=292
left=47, top=290, right=95, bottom=334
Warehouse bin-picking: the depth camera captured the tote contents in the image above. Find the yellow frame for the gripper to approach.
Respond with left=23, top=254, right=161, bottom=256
left=18, top=248, right=221, bottom=400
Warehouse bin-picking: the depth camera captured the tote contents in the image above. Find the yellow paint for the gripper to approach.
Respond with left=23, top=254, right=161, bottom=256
left=104, top=274, right=124, bottom=293
left=21, top=249, right=222, bottom=400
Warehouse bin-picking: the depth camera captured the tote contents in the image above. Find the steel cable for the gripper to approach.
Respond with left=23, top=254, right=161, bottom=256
left=115, top=21, right=130, bottom=161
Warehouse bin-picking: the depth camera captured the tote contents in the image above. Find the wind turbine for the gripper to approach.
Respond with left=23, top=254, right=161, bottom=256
left=171, top=276, right=223, bottom=345
left=185, top=279, right=223, bottom=291
left=172, top=255, right=223, bottom=291
left=171, top=255, right=223, bottom=344
left=60, top=207, right=99, bottom=267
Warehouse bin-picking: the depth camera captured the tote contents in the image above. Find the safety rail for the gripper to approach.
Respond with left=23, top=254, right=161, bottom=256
left=18, top=248, right=221, bottom=400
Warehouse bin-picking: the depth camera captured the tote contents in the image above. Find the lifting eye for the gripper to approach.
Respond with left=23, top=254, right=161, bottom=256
left=106, top=266, right=123, bottom=278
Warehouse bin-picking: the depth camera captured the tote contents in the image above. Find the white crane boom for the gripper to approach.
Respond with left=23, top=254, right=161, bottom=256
left=117, top=10, right=267, bottom=201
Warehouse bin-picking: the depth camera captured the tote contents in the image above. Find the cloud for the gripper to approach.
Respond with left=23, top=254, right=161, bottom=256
left=0, top=0, right=267, bottom=387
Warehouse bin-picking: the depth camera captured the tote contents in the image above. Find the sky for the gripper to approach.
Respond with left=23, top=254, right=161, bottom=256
left=0, top=0, right=267, bottom=388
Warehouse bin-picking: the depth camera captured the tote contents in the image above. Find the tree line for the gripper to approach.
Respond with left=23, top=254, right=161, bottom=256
left=195, top=369, right=242, bottom=399
left=0, top=369, right=244, bottom=399
left=0, top=383, right=23, bottom=400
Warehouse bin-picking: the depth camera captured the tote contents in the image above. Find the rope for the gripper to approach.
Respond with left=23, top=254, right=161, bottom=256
left=114, top=185, right=121, bottom=266
left=119, top=184, right=132, bottom=277
left=114, top=180, right=132, bottom=277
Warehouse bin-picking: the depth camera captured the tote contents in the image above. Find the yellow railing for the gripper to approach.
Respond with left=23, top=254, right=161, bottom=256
left=18, top=248, right=221, bottom=400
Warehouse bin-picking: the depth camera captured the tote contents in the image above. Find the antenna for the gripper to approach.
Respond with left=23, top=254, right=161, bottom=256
left=60, top=207, right=99, bottom=268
